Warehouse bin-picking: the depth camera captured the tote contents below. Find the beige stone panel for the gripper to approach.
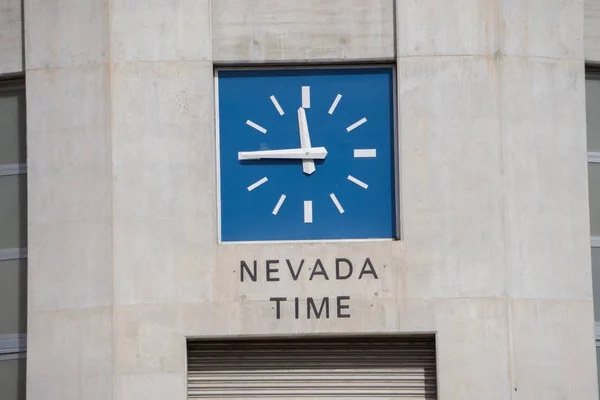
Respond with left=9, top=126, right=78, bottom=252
left=25, top=65, right=111, bottom=227
left=509, top=299, right=598, bottom=399
left=111, top=0, right=211, bottom=62
left=111, top=61, right=216, bottom=306
left=111, top=61, right=214, bottom=218
left=214, top=241, right=397, bottom=303
left=183, top=301, right=243, bottom=337
left=501, top=57, right=592, bottom=300
left=398, top=56, right=505, bottom=299
left=111, top=123, right=214, bottom=220
left=396, top=0, right=498, bottom=56
left=501, top=0, right=584, bottom=59
left=334, top=298, right=398, bottom=333
left=113, top=216, right=213, bottom=306
left=115, top=373, right=186, bottom=400
left=28, top=220, right=112, bottom=312
left=25, top=65, right=110, bottom=136
left=433, top=299, right=511, bottom=400
left=211, top=0, right=394, bottom=62
left=24, top=0, right=109, bottom=69
left=114, top=304, right=186, bottom=374
left=111, top=61, right=213, bottom=130
left=27, top=130, right=111, bottom=225
left=0, top=0, right=23, bottom=74
left=26, top=64, right=112, bottom=312
left=585, top=0, right=600, bottom=61
left=396, top=298, right=436, bottom=332
left=27, top=308, right=113, bottom=400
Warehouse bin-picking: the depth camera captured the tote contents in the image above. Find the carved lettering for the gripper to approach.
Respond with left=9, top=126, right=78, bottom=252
left=309, top=259, right=329, bottom=280
left=307, top=297, right=330, bottom=319
left=241, top=261, right=257, bottom=282
left=286, top=259, right=304, bottom=281
left=358, top=258, right=379, bottom=279
left=270, top=297, right=286, bottom=319
left=337, top=296, right=351, bottom=318
left=241, top=258, right=378, bottom=320
left=239, top=258, right=379, bottom=282
left=336, top=258, right=353, bottom=280
left=266, top=260, right=280, bottom=282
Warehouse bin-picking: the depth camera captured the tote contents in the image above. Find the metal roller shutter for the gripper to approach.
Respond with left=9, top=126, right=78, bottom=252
left=187, top=335, right=437, bottom=399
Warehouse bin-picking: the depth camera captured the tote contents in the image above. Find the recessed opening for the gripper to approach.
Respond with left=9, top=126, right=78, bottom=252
left=187, top=334, right=437, bottom=399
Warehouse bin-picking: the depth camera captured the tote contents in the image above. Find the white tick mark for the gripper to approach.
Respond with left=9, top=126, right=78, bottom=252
left=247, top=177, right=268, bottom=191
left=347, top=175, right=368, bottom=189
left=302, top=86, right=310, bottom=108
left=346, top=117, right=367, bottom=132
left=328, top=94, right=342, bottom=115
left=272, top=194, right=286, bottom=215
left=330, top=193, right=345, bottom=214
left=270, top=95, right=284, bottom=116
left=304, top=200, right=313, bottom=223
left=354, top=149, right=377, bottom=158
left=246, top=120, right=267, bottom=134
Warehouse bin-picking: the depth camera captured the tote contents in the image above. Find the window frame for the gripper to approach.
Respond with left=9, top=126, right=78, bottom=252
left=0, top=334, right=26, bottom=361
left=587, top=64, right=600, bottom=250
left=0, top=77, right=26, bottom=263
left=0, top=76, right=27, bottom=361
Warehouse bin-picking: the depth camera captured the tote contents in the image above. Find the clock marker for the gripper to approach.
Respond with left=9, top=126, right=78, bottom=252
left=354, top=149, right=377, bottom=158
left=346, top=117, right=367, bottom=132
left=270, top=95, right=285, bottom=116
left=302, top=86, right=311, bottom=108
left=247, top=177, right=268, bottom=191
left=272, top=194, right=286, bottom=215
left=348, top=175, right=369, bottom=189
left=246, top=120, right=267, bottom=134
left=304, top=201, right=313, bottom=223
left=330, top=193, right=345, bottom=214
left=328, top=94, right=342, bottom=115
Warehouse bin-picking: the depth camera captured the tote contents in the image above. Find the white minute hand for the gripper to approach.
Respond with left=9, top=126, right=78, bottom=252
left=298, top=107, right=316, bottom=175
left=238, top=147, right=328, bottom=161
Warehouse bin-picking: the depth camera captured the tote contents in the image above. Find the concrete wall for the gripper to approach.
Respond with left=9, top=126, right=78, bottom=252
left=212, top=0, right=394, bottom=62
left=21, top=1, right=599, bottom=400
left=0, top=0, right=23, bottom=74
left=24, top=1, right=113, bottom=399
left=587, top=0, right=600, bottom=62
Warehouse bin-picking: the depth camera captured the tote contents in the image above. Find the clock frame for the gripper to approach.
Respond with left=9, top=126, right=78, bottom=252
left=215, top=65, right=399, bottom=243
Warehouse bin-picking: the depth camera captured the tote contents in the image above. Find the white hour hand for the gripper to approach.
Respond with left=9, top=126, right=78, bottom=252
left=238, top=147, right=327, bottom=161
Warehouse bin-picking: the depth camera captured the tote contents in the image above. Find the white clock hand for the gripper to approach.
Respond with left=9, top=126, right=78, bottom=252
left=298, top=107, right=316, bottom=175
left=238, top=147, right=328, bottom=161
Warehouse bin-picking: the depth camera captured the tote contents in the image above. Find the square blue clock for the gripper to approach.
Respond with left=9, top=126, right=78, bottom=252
left=216, top=66, right=397, bottom=242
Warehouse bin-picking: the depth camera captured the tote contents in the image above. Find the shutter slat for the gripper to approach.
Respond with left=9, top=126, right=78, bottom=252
left=187, top=336, right=437, bottom=399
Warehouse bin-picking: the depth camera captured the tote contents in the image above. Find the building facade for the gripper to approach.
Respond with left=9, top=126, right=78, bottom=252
left=2, top=0, right=600, bottom=399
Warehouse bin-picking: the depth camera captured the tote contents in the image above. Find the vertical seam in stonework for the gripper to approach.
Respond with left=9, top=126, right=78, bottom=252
left=392, top=0, right=398, bottom=59
left=393, top=0, right=404, bottom=240
left=496, top=0, right=515, bottom=398
left=208, top=0, right=213, bottom=62
left=106, top=0, right=116, bottom=398
left=20, top=0, right=25, bottom=72
left=209, top=0, right=218, bottom=245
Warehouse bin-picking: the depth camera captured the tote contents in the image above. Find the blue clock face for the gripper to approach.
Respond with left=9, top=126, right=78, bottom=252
left=217, top=67, right=396, bottom=242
